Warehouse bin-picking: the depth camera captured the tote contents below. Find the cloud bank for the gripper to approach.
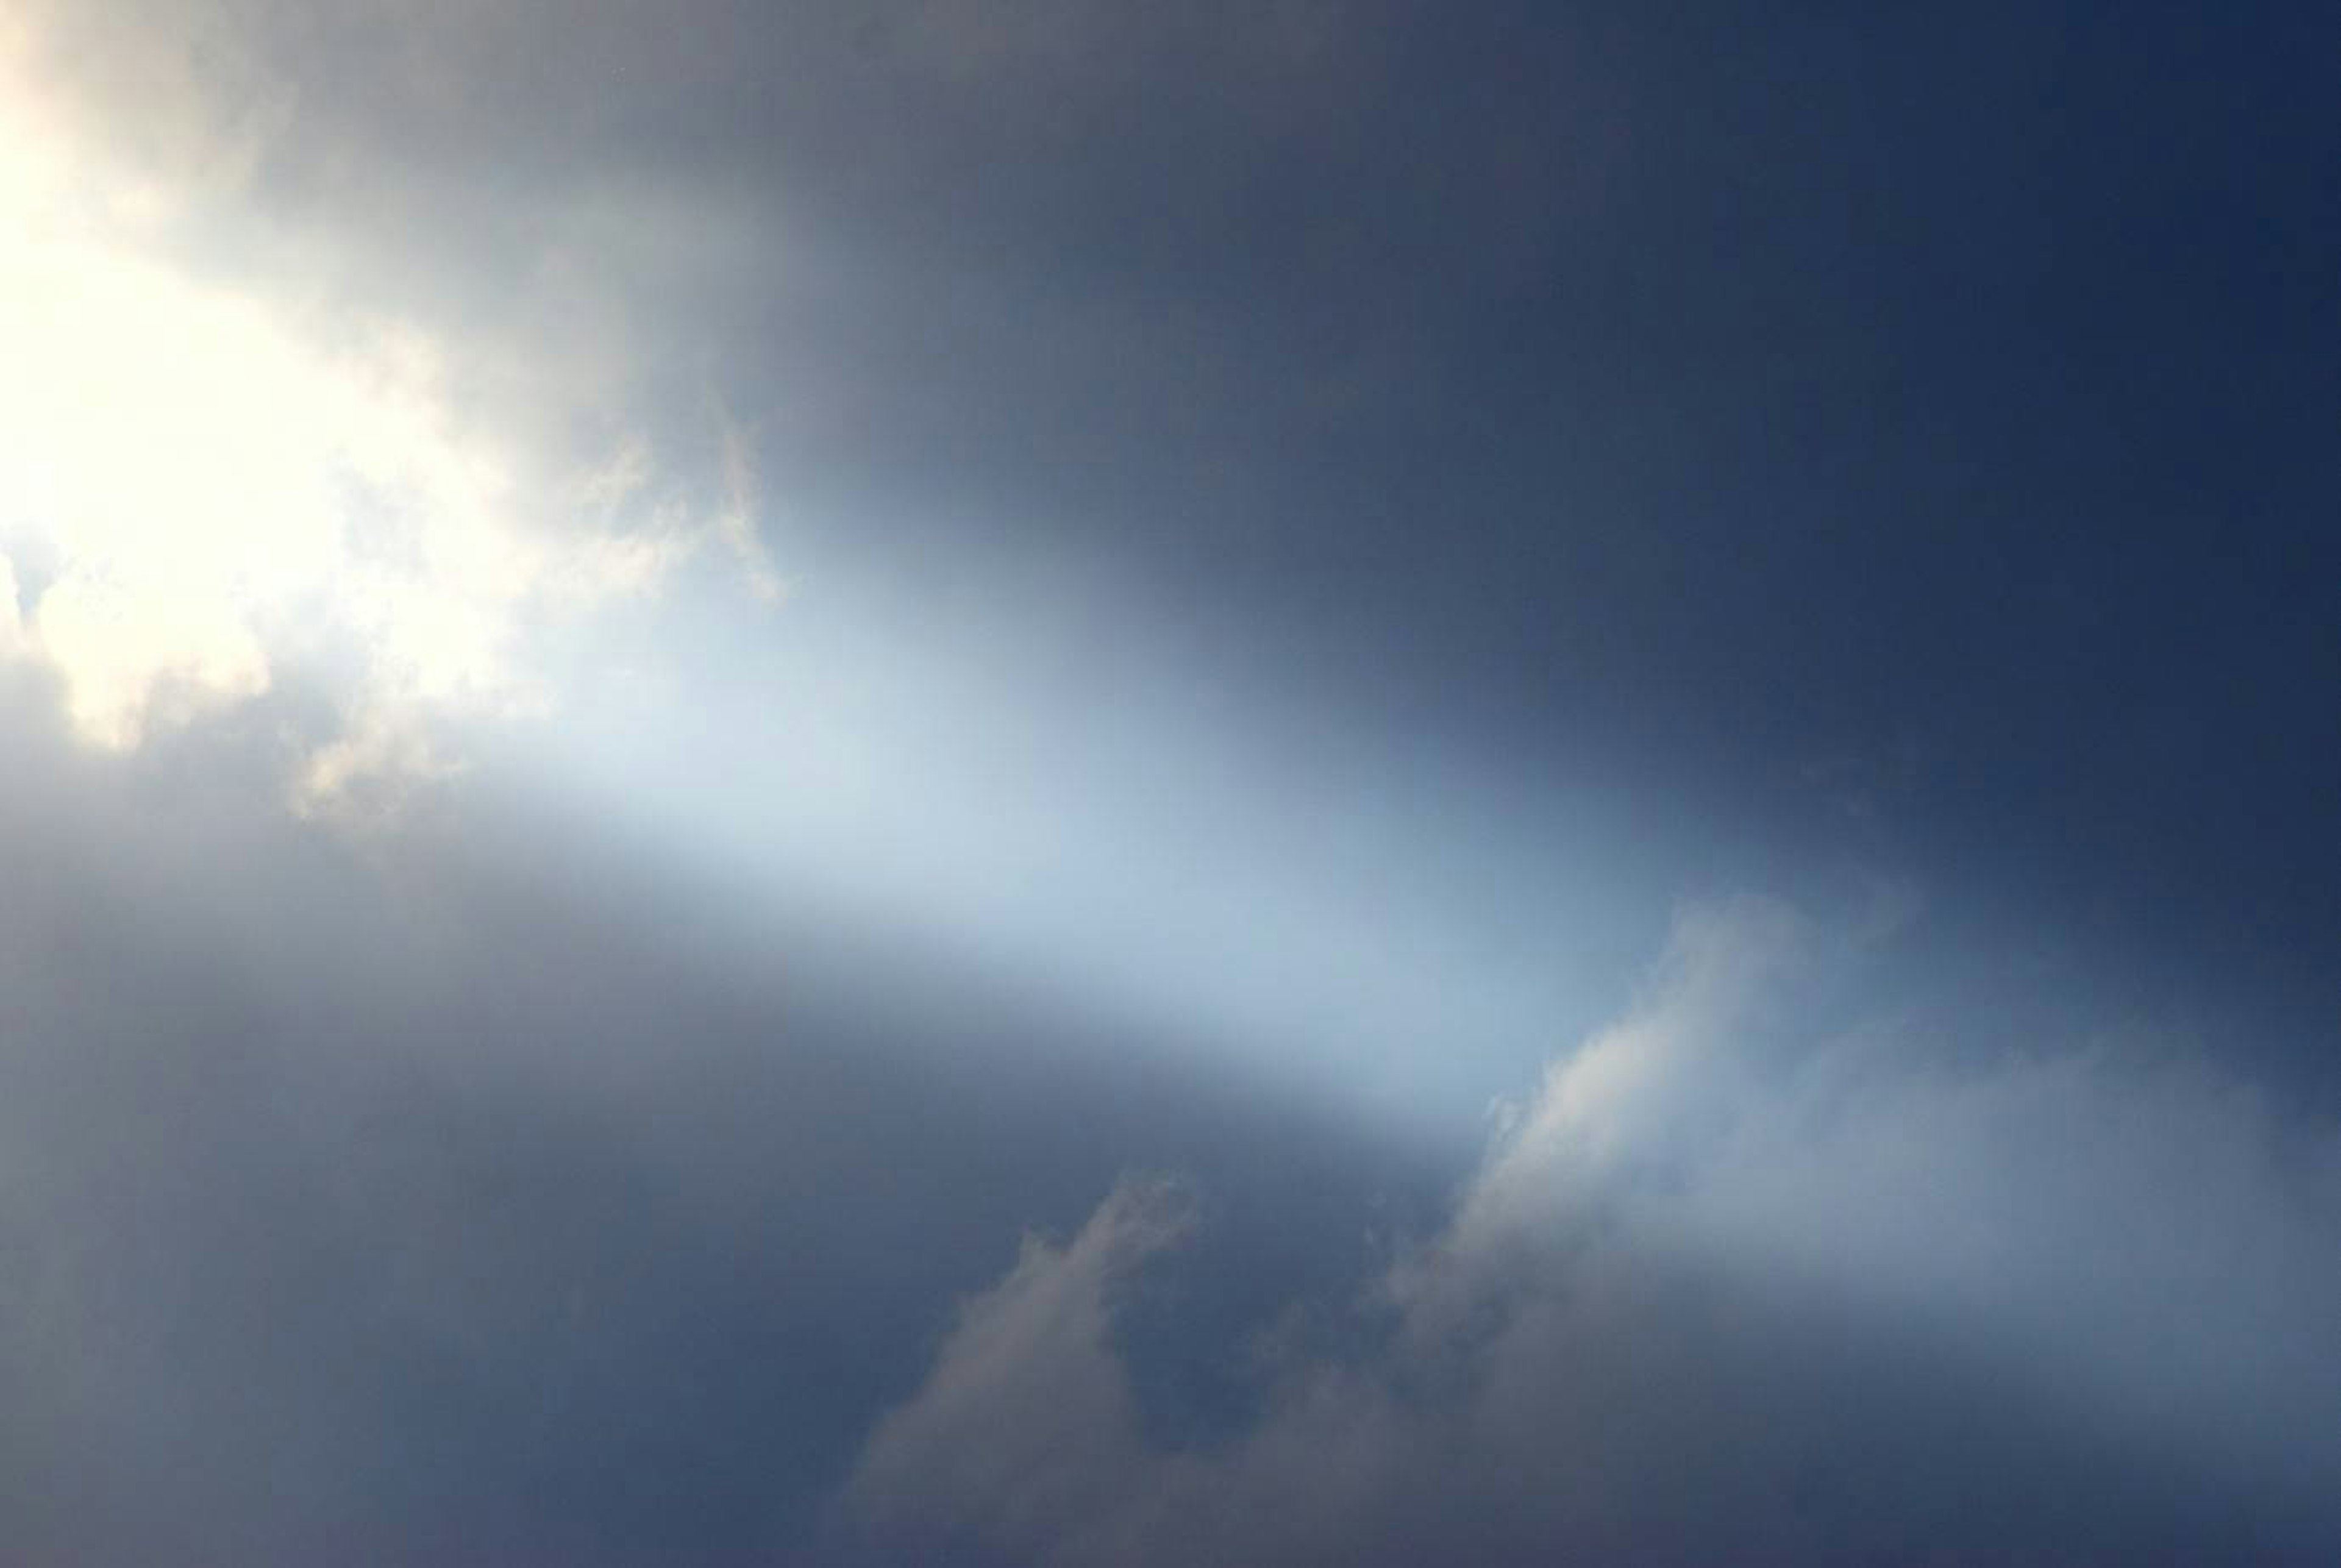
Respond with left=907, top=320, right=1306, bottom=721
left=842, top=899, right=2341, bottom=1565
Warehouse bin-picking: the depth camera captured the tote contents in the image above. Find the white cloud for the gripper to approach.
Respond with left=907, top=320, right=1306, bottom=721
left=841, top=899, right=2341, bottom=1564
left=0, top=8, right=776, bottom=813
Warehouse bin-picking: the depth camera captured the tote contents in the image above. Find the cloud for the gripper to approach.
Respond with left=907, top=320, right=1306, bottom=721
left=0, top=557, right=24, bottom=661
left=840, top=898, right=2341, bottom=1564
left=849, top=1178, right=1199, bottom=1560
left=713, top=405, right=788, bottom=607
left=0, top=5, right=777, bottom=811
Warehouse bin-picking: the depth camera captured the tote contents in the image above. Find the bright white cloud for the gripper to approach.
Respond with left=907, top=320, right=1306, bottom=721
left=0, top=12, right=773, bottom=812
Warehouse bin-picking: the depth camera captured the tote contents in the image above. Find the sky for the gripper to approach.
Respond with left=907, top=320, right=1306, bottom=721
left=2, top=3, right=2339, bottom=1563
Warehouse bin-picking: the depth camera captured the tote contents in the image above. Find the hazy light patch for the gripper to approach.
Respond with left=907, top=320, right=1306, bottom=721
left=524, top=560, right=1684, bottom=1144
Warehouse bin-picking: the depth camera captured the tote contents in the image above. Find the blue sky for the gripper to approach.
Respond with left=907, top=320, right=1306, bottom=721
left=3, top=4, right=2339, bottom=1563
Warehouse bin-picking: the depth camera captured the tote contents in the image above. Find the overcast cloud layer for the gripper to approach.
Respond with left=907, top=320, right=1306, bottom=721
left=4, top=4, right=2340, bottom=1564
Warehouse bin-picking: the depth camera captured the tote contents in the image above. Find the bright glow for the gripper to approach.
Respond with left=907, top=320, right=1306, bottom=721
left=0, top=26, right=721, bottom=810
left=533, top=567, right=1668, bottom=1143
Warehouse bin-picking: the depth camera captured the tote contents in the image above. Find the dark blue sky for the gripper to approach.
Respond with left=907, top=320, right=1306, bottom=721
left=4, top=4, right=2340, bottom=1563
left=661, top=0, right=2341, bottom=1074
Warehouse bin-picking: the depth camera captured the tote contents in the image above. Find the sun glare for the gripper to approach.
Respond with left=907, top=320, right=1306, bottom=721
left=0, top=55, right=699, bottom=800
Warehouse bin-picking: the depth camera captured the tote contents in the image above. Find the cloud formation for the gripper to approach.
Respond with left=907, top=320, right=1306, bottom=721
left=842, top=899, right=2341, bottom=1564
left=0, top=5, right=772, bottom=813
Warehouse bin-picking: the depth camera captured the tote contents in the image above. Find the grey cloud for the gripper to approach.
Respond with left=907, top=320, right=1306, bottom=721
left=840, top=899, right=2341, bottom=1565
left=848, top=1178, right=1200, bottom=1562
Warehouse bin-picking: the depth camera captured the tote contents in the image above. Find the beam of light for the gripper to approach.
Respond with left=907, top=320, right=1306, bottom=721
left=518, top=558, right=1690, bottom=1147
left=0, top=12, right=1706, bottom=1144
